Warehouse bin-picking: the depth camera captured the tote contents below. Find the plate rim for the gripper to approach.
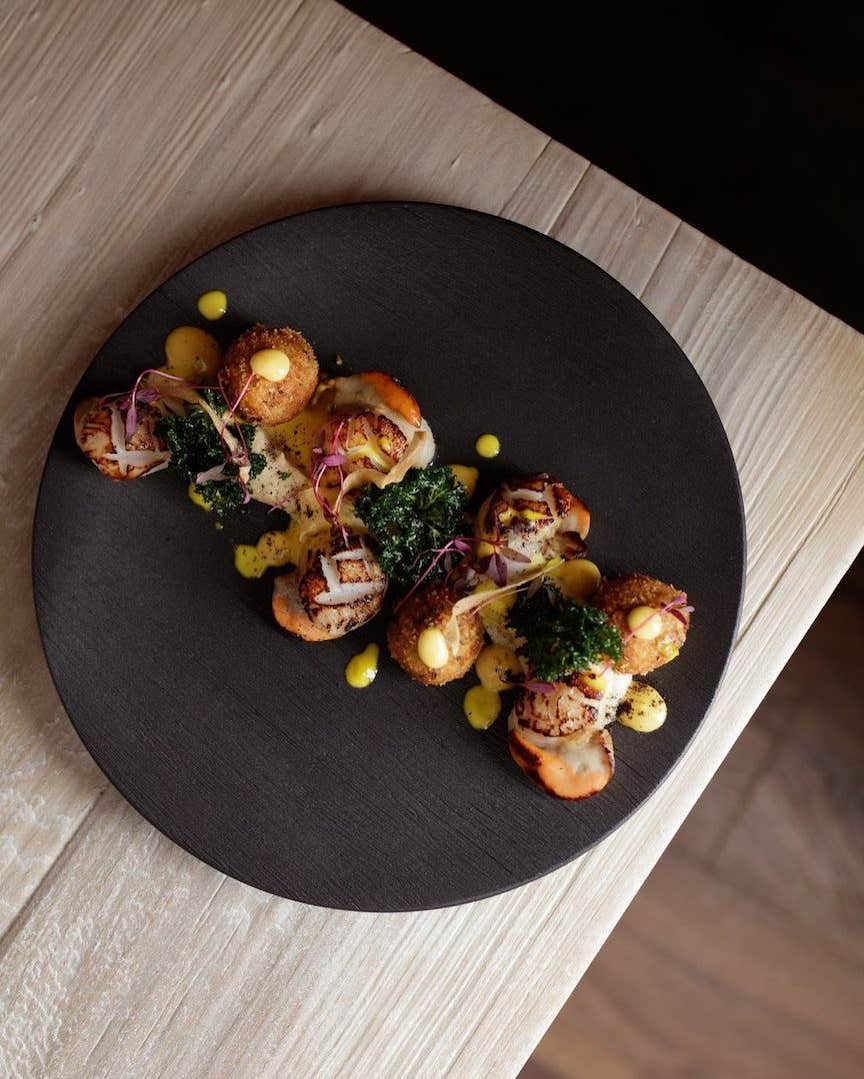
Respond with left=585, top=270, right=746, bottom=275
left=31, top=200, right=747, bottom=911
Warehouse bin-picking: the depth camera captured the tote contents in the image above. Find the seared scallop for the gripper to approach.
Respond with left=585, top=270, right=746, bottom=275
left=221, top=324, right=318, bottom=426
left=508, top=716, right=615, bottom=800
left=387, top=581, right=484, bottom=686
left=73, top=397, right=170, bottom=481
left=315, top=411, right=408, bottom=482
left=594, top=573, right=690, bottom=675
left=273, top=535, right=386, bottom=641
left=511, top=668, right=632, bottom=738
left=474, top=474, right=590, bottom=576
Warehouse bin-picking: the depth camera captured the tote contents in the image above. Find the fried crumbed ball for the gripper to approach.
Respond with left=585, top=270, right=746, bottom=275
left=273, top=535, right=386, bottom=641
left=73, top=397, right=170, bottom=481
left=594, top=573, right=690, bottom=675
left=315, top=411, right=408, bottom=482
left=387, top=581, right=484, bottom=686
left=221, top=324, right=318, bottom=426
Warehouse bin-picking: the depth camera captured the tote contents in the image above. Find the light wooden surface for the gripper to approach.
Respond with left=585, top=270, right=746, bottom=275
left=0, top=1, right=862, bottom=1076
left=524, top=559, right=864, bottom=1078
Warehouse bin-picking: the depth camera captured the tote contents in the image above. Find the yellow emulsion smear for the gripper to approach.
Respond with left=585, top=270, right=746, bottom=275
left=196, top=290, right=227, bottom=321
left=475, top=433, right=501, bottom=459
left=463, top=685, right=502, bottom=729
left=345, top=643, right=379, bottom=688
left=164, top=326, right=221, bottom=382
left=233, top=526, right=301, bottom=579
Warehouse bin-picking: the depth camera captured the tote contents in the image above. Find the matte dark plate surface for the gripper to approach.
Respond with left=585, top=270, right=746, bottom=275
left=33, top=203, right=745, bottom=911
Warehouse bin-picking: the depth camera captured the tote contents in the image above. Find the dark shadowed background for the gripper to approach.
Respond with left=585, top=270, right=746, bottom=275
left=344, top=5, right=864, bottom=332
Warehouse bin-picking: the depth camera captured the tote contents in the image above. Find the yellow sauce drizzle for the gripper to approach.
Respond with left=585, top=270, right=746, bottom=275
left=197, top=290, right=227, bottom=321
left=164, top=326, right=221, bottom=382
left=233, top=526, right=301, bottom=579
left=345, top=643, right=379, bottom=688
left=475, top=433, right=500, bottom=458
left=448, top=464, right=479, bottom=498
left=463, top=685, right=502, bottom=730
left=250, top=348, right=291, bottom=382
left=265, top=398, right=331, bottom=473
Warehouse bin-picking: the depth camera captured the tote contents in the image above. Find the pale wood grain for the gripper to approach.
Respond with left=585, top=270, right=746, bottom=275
left=525, top=851, right=864, bottom=1079
left=0, top=0, right=863, bottom=1075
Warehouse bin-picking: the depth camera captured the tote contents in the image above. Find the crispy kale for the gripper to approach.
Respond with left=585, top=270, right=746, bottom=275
left=355, top=466, right=468, bottom=588
left=508, top=581, right=623, bottom=682
left=156, top=406, right=265, bottom=517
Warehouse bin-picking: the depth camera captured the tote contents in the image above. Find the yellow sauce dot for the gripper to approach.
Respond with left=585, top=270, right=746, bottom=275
left=463, top=685, right=502, bottom=730
left=627, top=605, right=663, bottom=640
left=475, top=433, right=500, bottom=458
left=187, top=481, right=212, bottom=511
left=550, top=558, right=602, bottom=603
left=618, top=683, right=667, bottom=732
left=345, top=643, right=379, bottom=689
left=448, top=464, right=479, bottom=498
left=581, top=670, right=607, bottom=694
left=475, top=644, right=521, bottom=692
left=417, top=627, right=450, bottom=669
left=164, top=326, right=221, bottom=382
left=250, top=348, right=291, bottom=382
left=196, top=289, right=227, bottom=320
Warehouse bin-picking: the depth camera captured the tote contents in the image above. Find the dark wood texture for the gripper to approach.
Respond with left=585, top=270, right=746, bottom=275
left=32, top=203, right=744, bottom=911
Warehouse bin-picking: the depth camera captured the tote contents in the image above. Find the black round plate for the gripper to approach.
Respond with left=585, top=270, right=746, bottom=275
left=33, top=203, right=744, bottom=911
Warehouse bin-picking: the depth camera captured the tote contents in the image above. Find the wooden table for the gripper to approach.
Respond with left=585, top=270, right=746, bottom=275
left=1, top=2, right=862, bottom=1075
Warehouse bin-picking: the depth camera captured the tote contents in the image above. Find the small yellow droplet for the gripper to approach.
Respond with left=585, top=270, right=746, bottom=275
left=627, top=605, right=663, bottom=640
left=581, top=671, right=607, bottom=694
left=197, top=289, right=227, bottom=321
left=550, top=559, right=602, bottom=603
left=417, top=627, right=450, bottom=669
left=448, top=464, right=479, bottom=498
left=346, top=643, right=379, bottom=688
left=475, top=433, right=500, bottom=458
left=463, top=685, right=502, bottom=730
left=250, top=348, right=291, bottom=382
left=475, top=644, right=521, bottom=692
left=164, top=326, right=221, bottom=382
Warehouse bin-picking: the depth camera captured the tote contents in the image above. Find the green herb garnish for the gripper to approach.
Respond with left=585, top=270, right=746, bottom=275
left=508, top=582, right=623, bottom=682
left=156, top=407, right=265, bottom=517
left=355, top=466, right=468, bottom=588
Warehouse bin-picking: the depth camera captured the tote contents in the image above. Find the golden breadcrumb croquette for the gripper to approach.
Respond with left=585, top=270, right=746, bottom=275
left=387, top=582, right=484, bottom=686
left=221, top=324, right=318, bottom=426
left=594, top=573, right=690, bottom=675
